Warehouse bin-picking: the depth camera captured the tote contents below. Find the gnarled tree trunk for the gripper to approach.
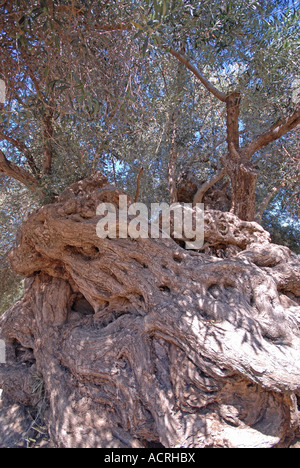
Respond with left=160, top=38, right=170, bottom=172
left=0, top=173, right=300, bottom=448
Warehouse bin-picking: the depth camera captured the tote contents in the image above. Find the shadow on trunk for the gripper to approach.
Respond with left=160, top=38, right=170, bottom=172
left=0, top=173, right=300, bottom=448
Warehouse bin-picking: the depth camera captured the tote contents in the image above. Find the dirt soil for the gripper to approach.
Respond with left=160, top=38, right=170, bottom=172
left=0, top=390, right=51, bottom=448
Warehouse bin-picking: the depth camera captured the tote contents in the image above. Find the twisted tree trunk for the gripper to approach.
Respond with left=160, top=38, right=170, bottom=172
left=1, top=173, right=300, bottom=448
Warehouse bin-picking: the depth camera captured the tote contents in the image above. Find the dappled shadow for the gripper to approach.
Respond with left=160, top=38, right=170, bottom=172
left=0, top=391, right=50, bottom=448
left=1, top=174, right=300, bottom=447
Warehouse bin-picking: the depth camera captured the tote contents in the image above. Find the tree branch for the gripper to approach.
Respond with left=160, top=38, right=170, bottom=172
left=0, top=130, right=39, bottom=176
left=226, top=92, right=241, bottom=152
left=242, top=106, right=300, bottom=160
left=0, top=149, right=38, bottom=190
left=169, top=108, right=179, bottom=204
left=18, top=49, right=55, bottom=174
left=167, top=47, right=227, bottom=102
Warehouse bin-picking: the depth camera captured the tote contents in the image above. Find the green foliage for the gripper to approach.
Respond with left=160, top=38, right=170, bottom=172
left=0, top=264, right=24, bottom=317
left=0, top=178, right=31, bottom=315
left=262, top=213, right=300, bottom=255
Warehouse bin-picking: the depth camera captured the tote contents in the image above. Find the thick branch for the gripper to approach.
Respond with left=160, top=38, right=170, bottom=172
left=167, top=48, right=227, bottom=102
left=242, top=106, right=300, bottom=160
left=168, top=45, right=185, bottom=204
left=0, top=130, right=39, bottom=176
left=2, top=173, right=300, bottom=448
left=0, top=149, right=38, bottom=190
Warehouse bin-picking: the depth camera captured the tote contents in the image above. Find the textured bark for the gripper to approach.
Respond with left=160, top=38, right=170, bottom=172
left=224, top=92, right=258, bottom=222
left=168, top=110, right=179, bottom=204
left=227, top=161, right=258, bottom=222
left=1, top=173, right=300, bottom=448
left=242, top=105, right=300, bottom=159
left=226, top=92, right=241, bottom=151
